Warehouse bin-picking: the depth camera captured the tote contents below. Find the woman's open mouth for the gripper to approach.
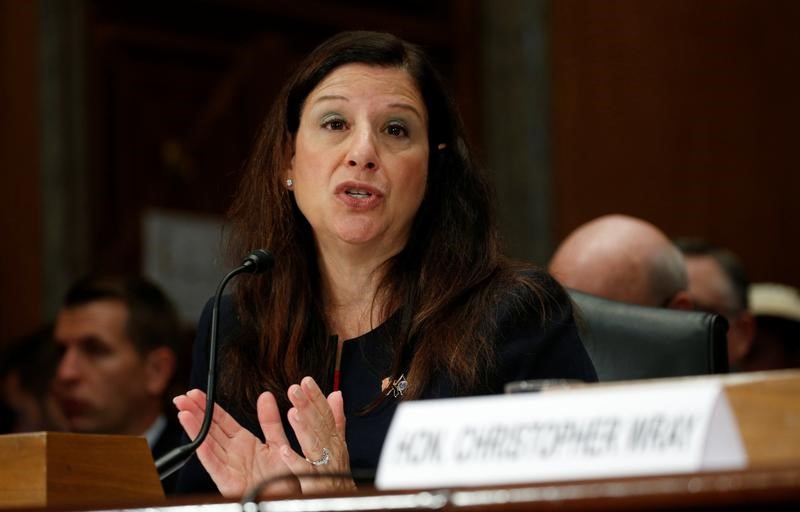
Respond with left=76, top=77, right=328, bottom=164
left=336, top=182, right=384, bottom=208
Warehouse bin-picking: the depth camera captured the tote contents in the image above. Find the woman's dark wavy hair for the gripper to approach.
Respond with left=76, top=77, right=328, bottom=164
left=222, top=31, right=555, bottom=414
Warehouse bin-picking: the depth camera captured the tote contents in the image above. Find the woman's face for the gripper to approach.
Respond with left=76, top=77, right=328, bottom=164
left=287, top=63, right=429, bottom=255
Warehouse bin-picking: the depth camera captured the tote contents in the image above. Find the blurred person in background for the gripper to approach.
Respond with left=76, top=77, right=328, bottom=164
left=675, top=238, right=755, bottom=370
left=741, top=282, right=800, bottom=371
left=52, top=275, right=186, bottom=493
left=0, top=324, right=67, bottom=433
left=549, top=214, right=693, bottom=310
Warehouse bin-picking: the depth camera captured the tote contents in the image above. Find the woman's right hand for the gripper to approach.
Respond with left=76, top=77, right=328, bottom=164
left=174, top=388, right=300, bottom=498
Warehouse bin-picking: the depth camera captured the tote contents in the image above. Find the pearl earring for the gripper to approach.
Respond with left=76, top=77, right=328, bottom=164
left=286, top=178, right=293, bottom=187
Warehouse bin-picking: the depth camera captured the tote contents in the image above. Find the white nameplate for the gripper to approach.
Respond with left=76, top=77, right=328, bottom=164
left=375, top=379, right=746, bottom=489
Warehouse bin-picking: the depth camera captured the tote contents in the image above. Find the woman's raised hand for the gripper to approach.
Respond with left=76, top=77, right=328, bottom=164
left=173, top=389, right=300, bottom=498
left=279, top=376, right=356, bottom=494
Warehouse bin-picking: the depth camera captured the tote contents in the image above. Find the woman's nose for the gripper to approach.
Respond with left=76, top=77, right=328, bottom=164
left=345, top=129, right=379, bottom=171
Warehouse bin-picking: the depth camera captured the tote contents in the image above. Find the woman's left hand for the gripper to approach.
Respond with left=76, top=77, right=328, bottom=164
left=278, top=376, right=356, bottom=494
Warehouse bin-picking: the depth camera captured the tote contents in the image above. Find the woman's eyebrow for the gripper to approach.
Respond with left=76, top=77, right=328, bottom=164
left=310, top=96, right=424, bottom=121
left=388, top=102, right=424, bottom=121
left=312, top=94, right=349, bottom=105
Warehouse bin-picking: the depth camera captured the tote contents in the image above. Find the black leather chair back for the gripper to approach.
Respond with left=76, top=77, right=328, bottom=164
left=569, top=290, right=729, bottom=381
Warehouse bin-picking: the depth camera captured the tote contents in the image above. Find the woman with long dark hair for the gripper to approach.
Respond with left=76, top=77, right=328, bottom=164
left=174, top=30, right=597, bottom=497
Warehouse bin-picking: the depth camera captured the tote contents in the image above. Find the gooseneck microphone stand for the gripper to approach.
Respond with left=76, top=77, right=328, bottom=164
left=156, top=249, right=274, bottom=480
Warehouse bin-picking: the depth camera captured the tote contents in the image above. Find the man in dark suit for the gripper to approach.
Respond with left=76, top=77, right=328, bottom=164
left=52, top=275, right=185, bottom=493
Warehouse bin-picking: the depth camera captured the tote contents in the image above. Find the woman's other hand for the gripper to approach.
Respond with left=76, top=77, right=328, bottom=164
left=281, top=376, right=356, bottom=493
left=174, top=388, right=300, bottom=498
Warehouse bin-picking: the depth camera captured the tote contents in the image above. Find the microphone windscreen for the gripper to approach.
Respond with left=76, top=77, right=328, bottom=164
left=242, top=249, right=274, bottom=274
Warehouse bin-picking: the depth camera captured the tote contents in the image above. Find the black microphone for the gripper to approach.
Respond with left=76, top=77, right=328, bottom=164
left=156, top=249, right=274, bottom=480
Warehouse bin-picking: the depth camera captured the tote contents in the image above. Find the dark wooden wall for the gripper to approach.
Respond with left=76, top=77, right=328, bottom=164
left=551, top=0, right=800, bottom=288
left=0, top=0, right=42, bottom=345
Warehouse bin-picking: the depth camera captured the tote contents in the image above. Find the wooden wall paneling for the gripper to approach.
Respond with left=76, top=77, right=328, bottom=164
left=551, top=0, right=800, bottom=288
left=0, top=0, right=42, bottom=346
left=87, top=22, right=273, bottom=272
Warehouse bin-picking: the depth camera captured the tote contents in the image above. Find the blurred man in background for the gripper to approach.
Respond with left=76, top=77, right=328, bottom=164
left=52, top=275, right=185, bottom=492
left=675, top=239, right=755, bottom=369
left=0, top=325, right=66, bottom=433
left=742, top=282, right=800, bottom=371
left=549, top=214, right=693, bottom=310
